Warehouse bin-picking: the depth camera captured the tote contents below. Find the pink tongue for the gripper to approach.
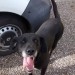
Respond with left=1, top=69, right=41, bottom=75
left=23, top=57, right=34, bottom=71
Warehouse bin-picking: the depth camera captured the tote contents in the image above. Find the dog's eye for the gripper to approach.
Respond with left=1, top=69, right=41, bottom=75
left=21, top=38, right=27, bottom=44
left=33, top=38, right=38, bottom=44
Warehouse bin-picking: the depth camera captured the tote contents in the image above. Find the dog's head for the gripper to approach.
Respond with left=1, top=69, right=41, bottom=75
left=10, top=33, right=40, bottom=72
left=10, top=33, right=47, bottom=73
left=18, top=33, right=40, bottom=57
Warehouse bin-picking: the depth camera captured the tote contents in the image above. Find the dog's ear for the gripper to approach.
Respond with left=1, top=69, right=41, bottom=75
left=40, top=37, right=47, bottom=53
left=10, top=36, right=18, bottom=51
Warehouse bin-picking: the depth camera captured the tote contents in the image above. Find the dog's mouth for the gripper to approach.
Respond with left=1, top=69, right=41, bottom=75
left=23, top=56, right=34, bottom=73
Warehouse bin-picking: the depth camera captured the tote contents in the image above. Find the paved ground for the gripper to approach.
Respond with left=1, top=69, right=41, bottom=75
left=0, top=0, right=75, bottom=75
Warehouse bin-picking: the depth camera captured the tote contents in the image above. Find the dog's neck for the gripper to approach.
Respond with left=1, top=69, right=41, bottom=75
left=40, top=37, right=48, bottom=53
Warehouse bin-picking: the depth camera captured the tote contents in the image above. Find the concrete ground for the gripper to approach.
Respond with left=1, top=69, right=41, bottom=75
left=0, top=0, right=75, bottom=75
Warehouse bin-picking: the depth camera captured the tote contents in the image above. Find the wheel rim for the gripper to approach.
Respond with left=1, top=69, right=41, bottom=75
left=0, top=24, right=22, bottom=51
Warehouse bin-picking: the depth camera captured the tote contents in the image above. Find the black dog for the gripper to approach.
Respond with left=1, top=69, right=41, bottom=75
left=10, top=0, right=64, bottom=75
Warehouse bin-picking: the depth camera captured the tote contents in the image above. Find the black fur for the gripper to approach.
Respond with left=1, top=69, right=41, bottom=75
left=10, top=0, right=64, bottom=75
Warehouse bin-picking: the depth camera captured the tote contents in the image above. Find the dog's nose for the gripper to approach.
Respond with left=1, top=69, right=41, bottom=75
left=26, top=49, right=35, bottom=55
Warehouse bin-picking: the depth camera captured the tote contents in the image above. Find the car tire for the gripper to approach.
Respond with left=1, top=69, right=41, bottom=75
left=0, top=12, right=31, bottom=56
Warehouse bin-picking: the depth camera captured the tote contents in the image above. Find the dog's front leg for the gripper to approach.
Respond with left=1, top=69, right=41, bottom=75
left=41, top=56, right=50, bottom=75
left=41, top=66, right=48, bottom=75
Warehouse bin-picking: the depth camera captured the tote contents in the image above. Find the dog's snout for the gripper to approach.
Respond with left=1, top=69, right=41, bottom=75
left=26, top=49, right=35, bottom=55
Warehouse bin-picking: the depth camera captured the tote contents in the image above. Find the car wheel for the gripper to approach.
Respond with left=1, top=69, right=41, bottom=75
left=0, top=12, right=31, bottom=56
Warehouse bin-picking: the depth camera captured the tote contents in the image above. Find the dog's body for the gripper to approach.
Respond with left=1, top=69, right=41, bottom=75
left=10, top=0, right=64, bottom=75
left=34, top=0, right=64, bottom=74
